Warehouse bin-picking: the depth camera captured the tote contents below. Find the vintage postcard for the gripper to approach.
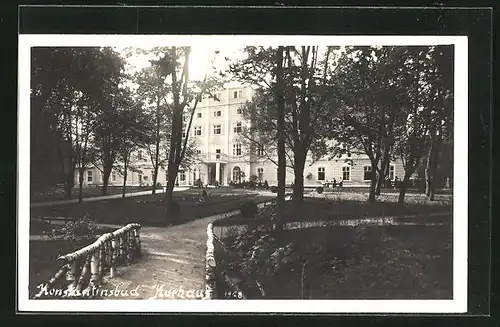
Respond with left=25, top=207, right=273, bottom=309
left=18, top=33, right=467, bottom=313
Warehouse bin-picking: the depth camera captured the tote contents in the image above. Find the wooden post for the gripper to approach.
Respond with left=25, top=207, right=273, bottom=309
left=76, top=257, right=91, bottom=292
left=134, top=227, right=141, bottom=258
left=119, top=235, right=125, bottom=263
left=88, top=250, right=99, bottom=289
left=126, top=230, right=133, bottom=264
left=99, top=245, right=105, bottom=278
left=110, top=238, right=117, bottom=278
left=65, top=260, right=79, bottom=296
left=204, top=223, right=216, bottom=299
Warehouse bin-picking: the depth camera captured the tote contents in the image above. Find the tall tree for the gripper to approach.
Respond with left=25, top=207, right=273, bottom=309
left=91, top=48, right=128, bottom=195
left=423, top=45, right=454, bottom=200
left=329, top=46, right=409, bottom=202
left=31, top=47, right=121, bottom=200
left=134, top=56, right=172, bottom=194
left=156, top=47, right=221, bottom=219
left=329, top=47, right=387, bottom=202
left=392, top=47, right=433, bottom=204
left=114, top=99, right=152, bottom=198
left=230, top=46, right=336, bottom=204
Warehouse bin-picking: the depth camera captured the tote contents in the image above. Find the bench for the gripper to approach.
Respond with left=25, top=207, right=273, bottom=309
left=39, top=216, right=77, bottom=225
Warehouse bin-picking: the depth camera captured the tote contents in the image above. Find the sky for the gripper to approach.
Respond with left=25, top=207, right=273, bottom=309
left=116, top=46, right=247, bottom=83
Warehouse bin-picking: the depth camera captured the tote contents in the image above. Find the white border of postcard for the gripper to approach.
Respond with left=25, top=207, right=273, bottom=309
left=18, top=34, right=468, bottom=313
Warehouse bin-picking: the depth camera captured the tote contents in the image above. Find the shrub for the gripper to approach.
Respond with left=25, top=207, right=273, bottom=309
left=240, top=201, right=258, bottom=219
left=47, top=214, right=98, bottom=242
left=167, top=201, right=181, bottom=215
left=316, top=186, right=324, bottom=194
left=156, top=182, right=162, bottom=187
left=250, top=175, right=259, bottom=183
left=194, top=179, right=203, bottom=188
left=306, top=172, right=313, bottom=180
left=270, top=186, right=278, bottom=193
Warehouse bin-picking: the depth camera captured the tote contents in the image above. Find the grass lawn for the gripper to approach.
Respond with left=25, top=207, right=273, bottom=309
left=30, top=185, right=162, bottom=203
left=31, top=188, right=275, bottom=227
left=220, top=224, right=453, bottom=299
left=213, top=195, right=452, bottom=231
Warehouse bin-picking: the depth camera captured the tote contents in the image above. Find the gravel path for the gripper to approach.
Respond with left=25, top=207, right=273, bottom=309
left=100, top=212, right=231, bottom=300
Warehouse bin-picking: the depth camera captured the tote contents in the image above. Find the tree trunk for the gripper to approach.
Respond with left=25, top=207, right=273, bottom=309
left=425, top=141, right=438, bottom=201
left=398, top=173, right=411, bottom=204
left=152, top=166, right=159, bottom=194
left=64, top=172, right=73, bottom=199
left=293, top=169, right=305, bottom=205
left=275, top=46, right=286, bottom=236
left=122, top=156, right=129, bottom=198
left=78, top=168, right=85, bottom=203
left=292, top=154, right=306, bottom=205
left=368, top=161, right=378, bottom=203
left=101, top=163, right=112, bottom=196
left=375, top=158, right=389, bottom=195
left=164, top=46, right=183, bottom=222
left=164, top=166, right=179, bottom=216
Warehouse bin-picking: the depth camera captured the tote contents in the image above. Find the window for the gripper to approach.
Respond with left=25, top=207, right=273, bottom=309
left=143, top=175, right=148, bottom=181
left=257, top=144, right=265, bottom=156
left=317, top=167, right=325, bottom=181
left=179, top=170, right=186, bottom=182
left=239, top=90, right=242, bottom=98
left=342, top=166, right=351, bottom=181
left=197, top=112, right=202, bottom=118
left=137, top=150, right=143, bottom=160
left=233, top=91, right=238, bottom=99
left=216, top=92, right=222, bottom=100
left=194, top=126, right=202, bottom=136
left=363, top=166, right=372, bottom=181
left=87, top=170, right=93, bottom=182
left=237, top=108, right=242, bottom=114
left=196, top=150, right=202, bottom=155
left=182, top=131, right=186, bottom=138
left=257, top=168, right=264, bottom=181
left=234, top=122, right=242, bottom=133
left=112, top=172, right=116, bottom=182
left=389, top=165, right=395, bottom=181
left=233, top=166, right=242, bottom=182
left=214, top=110, right=221, bottom=117
left=213, top=124, right=221, bottom=135
left=215, top=149, right=221, bottom=160
left=233, top=144, right=242, bottom=156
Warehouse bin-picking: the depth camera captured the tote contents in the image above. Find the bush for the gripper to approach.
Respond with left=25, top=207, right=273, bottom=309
left=156, top=182, right=162, bottom=187
left=270, top=186, right=278, bottom=193
left=240, top=201, right=258, bottom=219
left=316, top=186, right=324, bottom=194
left=167, top=201, right=181, bottom=215
left=250, top=174, right=259, bottom=183
left=47, top=214, right=98, bottom=242
left=194, top=179, right=203, bottom=188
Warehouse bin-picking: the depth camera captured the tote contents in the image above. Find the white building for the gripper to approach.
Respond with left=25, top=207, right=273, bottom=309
left=77, top=85, right=404, bottom=188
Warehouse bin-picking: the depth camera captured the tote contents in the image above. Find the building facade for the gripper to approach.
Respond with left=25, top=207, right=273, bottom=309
left=77, top=86, right=404, bottom=188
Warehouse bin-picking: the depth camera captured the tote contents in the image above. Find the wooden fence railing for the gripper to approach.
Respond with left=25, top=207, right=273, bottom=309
left=203, top=223, right=216, bottom=299
left=35, top=223, right=141, bottom=299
